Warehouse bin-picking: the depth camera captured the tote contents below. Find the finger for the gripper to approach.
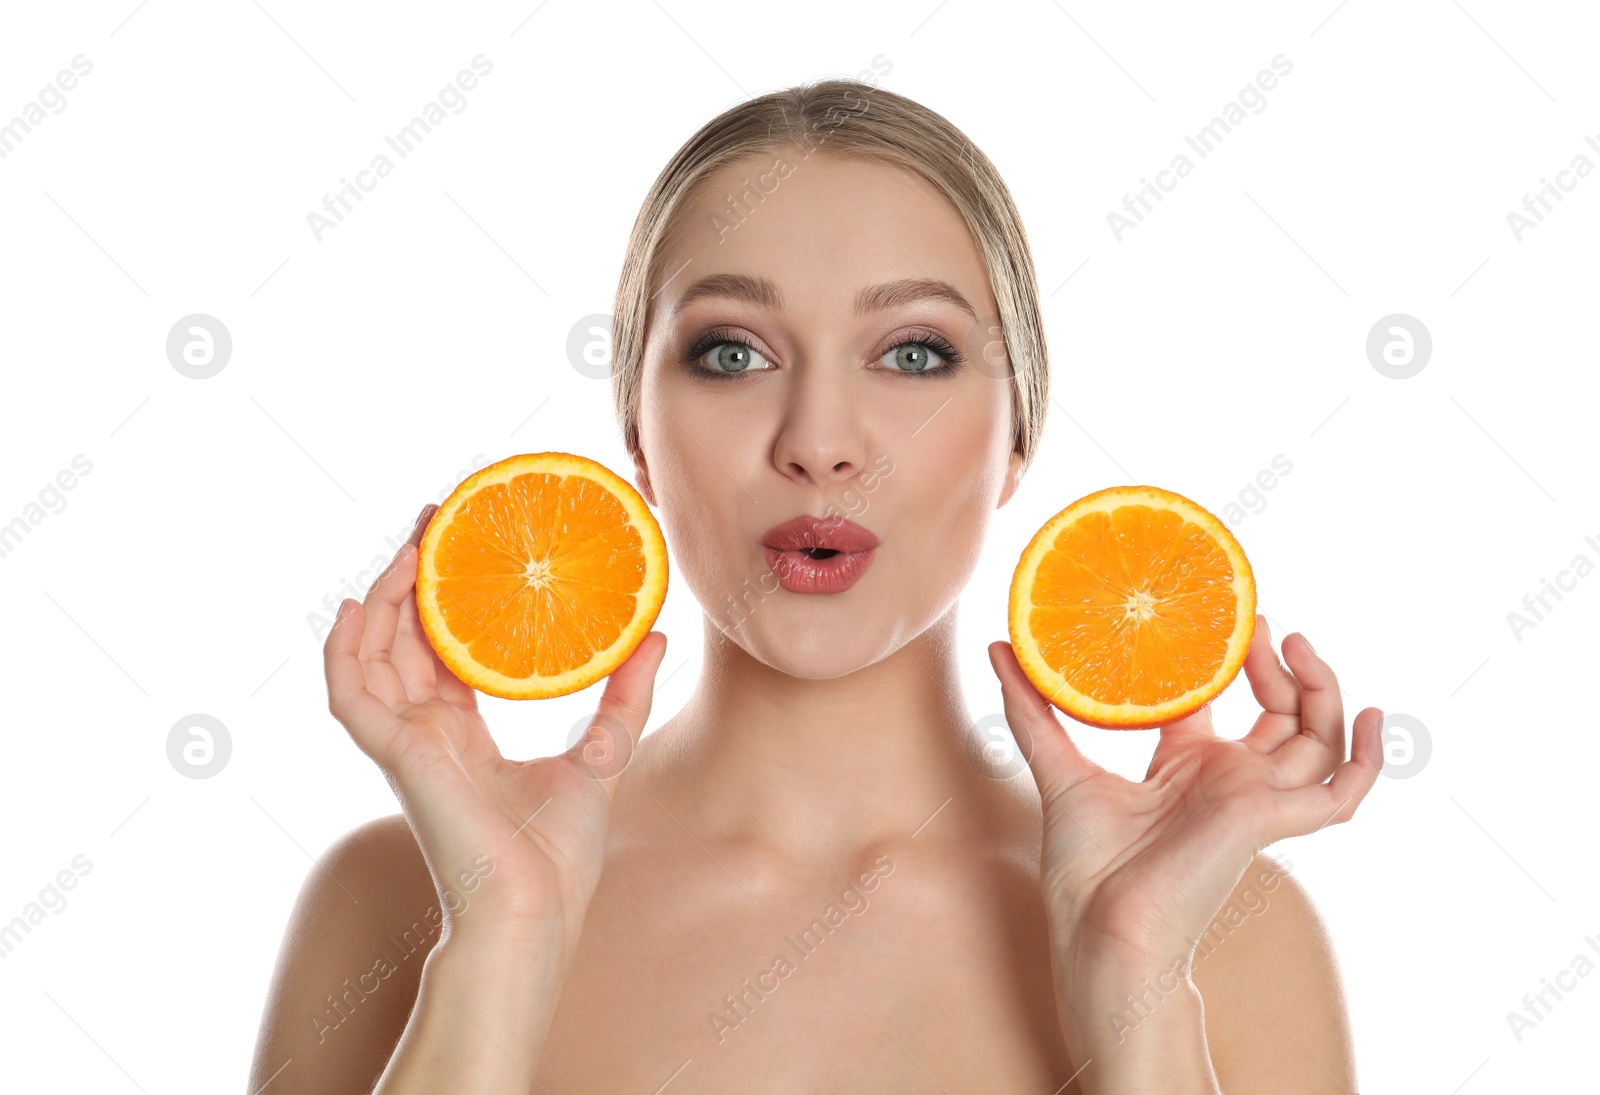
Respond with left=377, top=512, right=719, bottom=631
left=388, top=587, right=440, bottom=703
left=1240, top=615, right=1303, bottom=753
left=323, top=599, right=405, bottom=763
left=1157, top=702, right=1215, bottom=740
left=1269, top=729, right=1343, bottom=788
left=387, top=503, right=445, bottom=701
left=356, top=541, right=420, bottom=708
left=426, top=639, right=479, bottom=710
left=410, top=503, right=439, bottom=541
left=572, top=631, right=669, bottom=799
left=1148, top=703, right=1218, bottom=778
left=987, top=641, right=1103, bottom=806
left=401, top=502, right=476, bottom=708
left=355, top=504, right=438, bottom=706
left=1285, top=632, right=1345, bottom=748
left=1265, top=633, right=1347, bottom=785
left=1271, top=707, right=1384, bottom=836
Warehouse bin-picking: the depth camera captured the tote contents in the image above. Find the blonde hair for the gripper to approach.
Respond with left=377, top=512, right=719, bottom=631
left=609, top=77, right=1049, bottom=475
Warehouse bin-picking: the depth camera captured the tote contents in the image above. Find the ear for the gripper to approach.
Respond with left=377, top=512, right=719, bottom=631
left=633, top=453, right=657, bottom=507
left=996, top=448, right=1024, bottom=509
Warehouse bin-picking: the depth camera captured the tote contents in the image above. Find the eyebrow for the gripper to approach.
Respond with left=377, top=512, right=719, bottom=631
left=670, top=273, right=978, bottom=321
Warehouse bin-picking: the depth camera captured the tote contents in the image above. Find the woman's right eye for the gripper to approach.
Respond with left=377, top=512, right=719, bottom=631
left=692, top=339, right=774, bottom=378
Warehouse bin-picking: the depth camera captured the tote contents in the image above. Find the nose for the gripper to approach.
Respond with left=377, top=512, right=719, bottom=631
left=770, top=359, right=868, bottom=488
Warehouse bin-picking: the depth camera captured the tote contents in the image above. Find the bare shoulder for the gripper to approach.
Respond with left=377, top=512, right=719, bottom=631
left=247, top=813, right=440, bottom=1095
left=1189, top=852, right=1358, bottom=1093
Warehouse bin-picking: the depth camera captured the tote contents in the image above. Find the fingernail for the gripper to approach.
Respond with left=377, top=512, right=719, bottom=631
left=407, top=504, right=434, bottom=545
left=1301, top=634, right=1317, bottom=656
left=336, top=598, right=354, bottom=620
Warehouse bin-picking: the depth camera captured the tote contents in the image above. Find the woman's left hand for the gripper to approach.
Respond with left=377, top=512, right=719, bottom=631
left=987, top=614, right=1384, bottom=983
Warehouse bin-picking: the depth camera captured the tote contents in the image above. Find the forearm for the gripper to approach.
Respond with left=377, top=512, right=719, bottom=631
left=372, top=928, right=566, bottom=1094
left=1056, top=950, right=1223, bottom=1095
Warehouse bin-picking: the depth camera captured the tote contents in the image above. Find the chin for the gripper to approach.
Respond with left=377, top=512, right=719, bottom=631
left=721, top=602, right=899, bottom=680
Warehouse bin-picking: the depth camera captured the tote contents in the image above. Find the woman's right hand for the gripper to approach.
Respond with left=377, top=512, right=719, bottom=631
left=322, top=503, right=669, bottom=971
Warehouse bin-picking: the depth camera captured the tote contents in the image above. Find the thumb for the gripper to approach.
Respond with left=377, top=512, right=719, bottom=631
left=987, top=640, right=1101, bottom=804
left=567, top=630, right=668, bottom=794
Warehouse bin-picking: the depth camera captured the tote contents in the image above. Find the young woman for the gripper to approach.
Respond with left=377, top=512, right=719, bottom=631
left=250, top=79, right=1383, bottom=1093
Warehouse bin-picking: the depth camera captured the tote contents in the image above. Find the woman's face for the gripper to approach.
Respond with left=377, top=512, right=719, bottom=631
left=635, top=149, right=1025, bottom=678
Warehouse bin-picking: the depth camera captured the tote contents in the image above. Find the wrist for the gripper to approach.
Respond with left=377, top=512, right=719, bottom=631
left=420, top=925, right=570, bottom=1058
left=430, top=917, right=569, bottom=985
left=1055, top=925, right=1196, bottom=1003
left=1053, top=950, right=1220, bottom=1095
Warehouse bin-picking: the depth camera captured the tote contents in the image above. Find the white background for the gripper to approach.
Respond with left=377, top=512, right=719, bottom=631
left=1, top=1, right=1596, bottom=1091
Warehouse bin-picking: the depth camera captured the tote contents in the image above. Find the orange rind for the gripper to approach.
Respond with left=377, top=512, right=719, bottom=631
left=1008, top=485, right=1255, bottom=729
left=416, top=452, right=668, bottom=700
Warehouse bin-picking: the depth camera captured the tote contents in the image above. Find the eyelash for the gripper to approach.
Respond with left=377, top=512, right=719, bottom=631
left=684, top=326, right=967, bottom=381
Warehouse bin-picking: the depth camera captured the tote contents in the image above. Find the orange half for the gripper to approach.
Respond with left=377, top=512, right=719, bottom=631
left=416, top=452, right=668, bottom=700
left=1008, top=485, right=1255, bottom=729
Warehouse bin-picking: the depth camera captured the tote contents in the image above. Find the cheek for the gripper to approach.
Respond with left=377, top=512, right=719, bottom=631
left=652, top=440, right=726, bottom=556
left=899, top=409, right=1008, bottom=568
left=642, top=405, right=760, bottom=593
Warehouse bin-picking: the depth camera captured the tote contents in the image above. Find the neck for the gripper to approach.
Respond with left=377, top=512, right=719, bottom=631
left=646, top=605, right=1023, bottom=866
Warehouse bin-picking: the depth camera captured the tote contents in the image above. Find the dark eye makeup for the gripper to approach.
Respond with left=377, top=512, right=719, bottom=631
left=682, top=325, right=966, bottom=382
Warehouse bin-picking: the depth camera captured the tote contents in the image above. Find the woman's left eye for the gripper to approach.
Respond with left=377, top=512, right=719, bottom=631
left=877, top=338, right=960, bottom=375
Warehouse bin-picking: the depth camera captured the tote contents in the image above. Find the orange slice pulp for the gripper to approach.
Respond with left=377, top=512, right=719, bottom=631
left=1008, top=485, right=1256, bottom=729
left=416, top=452, right=668, bottom=700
